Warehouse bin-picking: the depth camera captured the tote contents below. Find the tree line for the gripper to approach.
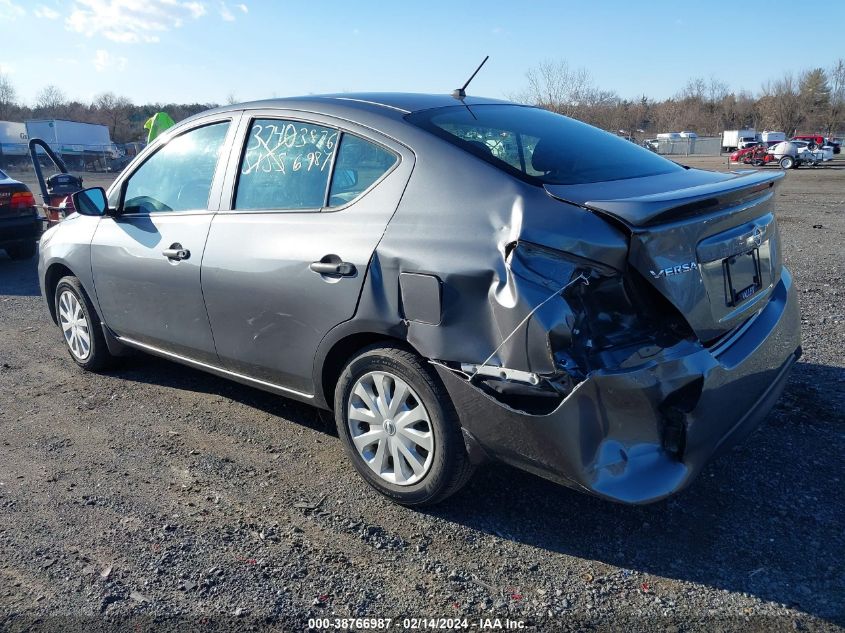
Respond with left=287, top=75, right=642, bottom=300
left=0, top=80, right=216, bottom=144
left=1, top=58, right=843, bottom=144
left=510, top=58, right=845, bottom=139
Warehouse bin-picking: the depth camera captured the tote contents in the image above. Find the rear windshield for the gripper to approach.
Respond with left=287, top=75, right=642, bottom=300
left=0, top=169, right=7, bottom=180
left=406, top=104, right=683, bottom=185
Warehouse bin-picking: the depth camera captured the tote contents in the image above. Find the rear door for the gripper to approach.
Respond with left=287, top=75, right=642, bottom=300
left=201, top=111, right=414, bottom=395
left=92, top=115, right=240, bottom=363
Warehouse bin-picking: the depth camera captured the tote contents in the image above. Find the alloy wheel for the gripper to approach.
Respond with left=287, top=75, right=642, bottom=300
left=58, top=290, right=91, bottom=361
left=347, top=371, right=434, bottom=486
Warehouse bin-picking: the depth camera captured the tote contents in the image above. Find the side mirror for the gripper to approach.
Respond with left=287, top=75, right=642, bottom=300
left=72, top=187, right=109, bottom=217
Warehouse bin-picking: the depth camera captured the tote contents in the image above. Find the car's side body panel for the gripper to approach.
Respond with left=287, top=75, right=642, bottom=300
left=201, top=110, right=416, bottom=394
left=90, top=213, right=219, bottom=363
left=38, top=212, right=95, bottom=301
left=88, top=114, right=241, bottom=363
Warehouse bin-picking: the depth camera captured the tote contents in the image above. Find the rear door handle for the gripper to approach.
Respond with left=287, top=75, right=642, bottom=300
left=163, top=243, right=190, bottom=261
left=310, top=260, right=356, bottom=276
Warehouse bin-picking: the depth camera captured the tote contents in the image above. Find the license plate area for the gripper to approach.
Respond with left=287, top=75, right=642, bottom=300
left=723, top=248, right=762, bottom=306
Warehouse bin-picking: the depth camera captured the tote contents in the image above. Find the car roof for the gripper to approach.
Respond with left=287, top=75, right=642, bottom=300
left=197, top=92, right=516, bottom=120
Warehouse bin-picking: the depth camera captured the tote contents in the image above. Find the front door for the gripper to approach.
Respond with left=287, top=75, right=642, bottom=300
left=92, top=118, right=236, bottom=363
left=201, top=114, right=413, bottom=395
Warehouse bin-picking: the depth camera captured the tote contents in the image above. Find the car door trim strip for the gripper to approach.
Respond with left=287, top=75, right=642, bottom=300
left=116, top=336, right=314, bottom=399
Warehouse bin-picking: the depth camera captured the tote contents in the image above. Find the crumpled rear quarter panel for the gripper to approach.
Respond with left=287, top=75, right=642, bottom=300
left=432, top=270, right=801, bottom=504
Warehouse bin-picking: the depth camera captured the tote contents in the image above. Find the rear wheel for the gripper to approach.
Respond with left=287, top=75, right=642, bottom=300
left=334, top=344, right=474, bottom=506
left=5, top=242, right=37, bottom=260
left=54, top=276, right=113, bottom=371
left=779, top=156, right=795, bottom=169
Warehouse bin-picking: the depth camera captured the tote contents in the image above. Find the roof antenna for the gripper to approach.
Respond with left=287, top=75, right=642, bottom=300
left=452, top=55, right=489, bottom=99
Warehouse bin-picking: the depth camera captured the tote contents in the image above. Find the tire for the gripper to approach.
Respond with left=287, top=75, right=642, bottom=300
left=334, top=343, right=474, bottom=506
left=5, top=242, right=37, bottom=260
left=779, top=156, right=794, bottom=169
left=54, top=276, right=113, bottom=371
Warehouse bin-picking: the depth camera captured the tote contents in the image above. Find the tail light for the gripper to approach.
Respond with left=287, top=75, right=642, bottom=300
left=10, top=191, right=36, bottom=210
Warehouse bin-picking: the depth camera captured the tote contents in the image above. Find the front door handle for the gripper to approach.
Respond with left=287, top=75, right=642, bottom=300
left=163, top=243, right=190, bottom=261
left=310, top=259, right=356, bottom=276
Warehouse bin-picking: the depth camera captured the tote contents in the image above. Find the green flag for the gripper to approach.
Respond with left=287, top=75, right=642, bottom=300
left=144, top=112, right=176, bottom=143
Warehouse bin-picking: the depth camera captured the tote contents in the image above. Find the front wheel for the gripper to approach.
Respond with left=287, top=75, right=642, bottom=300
left=54, top=276, right=113, bottom=371
left=779, top=156, right=795, bottom=169
left=334, top=344, right=474, bottom=506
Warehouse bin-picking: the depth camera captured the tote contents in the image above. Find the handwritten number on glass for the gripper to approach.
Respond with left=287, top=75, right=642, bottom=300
left=242, top=122, right=337, bottom=175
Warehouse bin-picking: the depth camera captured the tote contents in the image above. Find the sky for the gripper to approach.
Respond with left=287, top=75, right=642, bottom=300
left=1, top=0, right=843, bottom=107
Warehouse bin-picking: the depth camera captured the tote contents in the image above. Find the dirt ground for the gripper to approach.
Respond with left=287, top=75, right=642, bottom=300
left=0, top=157, right=843, bottom=632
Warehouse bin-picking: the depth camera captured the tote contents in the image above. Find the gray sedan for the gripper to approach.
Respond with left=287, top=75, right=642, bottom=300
left=38, top=93, right=801, bottom=506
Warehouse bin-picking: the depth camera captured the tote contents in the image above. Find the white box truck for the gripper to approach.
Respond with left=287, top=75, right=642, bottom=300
left=761, top=131, right=786, bottom=144
left=0, top=121, right=29, bottom=159
left=25, top=119, right=112, bottom=151
left=25, top=119, right=116, bottom=169
left=722, top=129, right=758, bottom=152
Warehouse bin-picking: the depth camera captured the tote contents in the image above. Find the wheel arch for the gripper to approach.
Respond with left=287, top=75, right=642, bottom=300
left=44, top=262, right=77, bottom=325
left=315, top=325, right=420, bottom=411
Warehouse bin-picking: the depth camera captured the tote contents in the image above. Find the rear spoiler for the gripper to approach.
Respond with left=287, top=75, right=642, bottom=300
left=544, top=169, right=784, bottom=227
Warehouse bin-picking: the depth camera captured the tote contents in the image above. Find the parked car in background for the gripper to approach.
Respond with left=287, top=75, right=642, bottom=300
left=0, top=168, right=41, bottom=259
left=722, top=129, right=757, bottom=152
left=790, top=140, right=834, bottom=161
left=729, top=145, right=762, bottom=163
left=642, top=138, right=659, bottom=152
left=38, top=93, right=801, bottom=507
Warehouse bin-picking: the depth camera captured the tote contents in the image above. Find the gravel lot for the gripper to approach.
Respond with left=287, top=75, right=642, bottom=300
left=0, top=158, right=843, bottom=632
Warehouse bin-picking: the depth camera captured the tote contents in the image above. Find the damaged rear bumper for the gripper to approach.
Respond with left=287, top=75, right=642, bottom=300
left=434, top=268, right=802, bottom=504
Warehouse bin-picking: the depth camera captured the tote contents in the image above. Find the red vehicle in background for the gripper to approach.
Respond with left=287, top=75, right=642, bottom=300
left=730, top=146, right=756, bottom=162
left=740, top=145, right=777, bottom=166
left=729, top=142, right=778, bottom=163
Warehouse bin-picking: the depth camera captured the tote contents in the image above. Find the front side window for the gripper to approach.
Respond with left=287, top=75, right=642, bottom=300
left=122, top=122, right=229, bottom=214
left=407, top=105, right=683, bottom=186
left=235, top=119, right=338, bottom=210
left=328, top=134, right=397, bottom=207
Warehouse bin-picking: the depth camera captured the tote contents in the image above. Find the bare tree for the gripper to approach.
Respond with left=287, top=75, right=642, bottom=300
left=0, top=72, right=16, bottom=120
left=512, top=60, right=598, bottom=117
left=759, top=74, right=803, bottom=135
left=681, top=77, right=706, bottom=101
left=93, top=92, right=134, bottom=142
left=707, top=77, right=729, bottom=104
left=35, top=84, right=68, bottom=116
left=826, top=59, right=845, bottom=136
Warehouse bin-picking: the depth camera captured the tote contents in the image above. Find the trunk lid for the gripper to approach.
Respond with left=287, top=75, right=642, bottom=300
left=545, top=169, right=785, bottom=342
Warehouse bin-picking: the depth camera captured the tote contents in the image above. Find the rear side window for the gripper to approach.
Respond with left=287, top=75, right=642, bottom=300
left=328, top=134, right=397, bottom=207
left=407, top=104, right=683, bottom=185
left=123, top=122, right=229, bottom=214
left=235, top=119, right=338, bottom=210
